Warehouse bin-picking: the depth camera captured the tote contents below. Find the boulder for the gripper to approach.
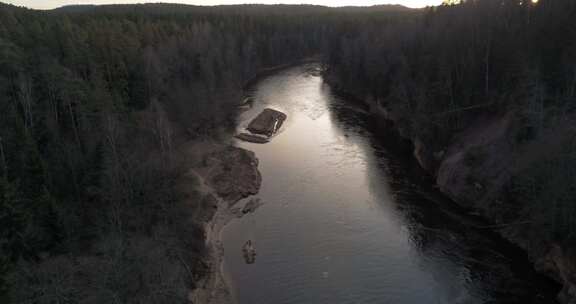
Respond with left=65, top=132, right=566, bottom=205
left=243, top=240, right=256, bottom=264
left=247, top=108, right=287, bottom=137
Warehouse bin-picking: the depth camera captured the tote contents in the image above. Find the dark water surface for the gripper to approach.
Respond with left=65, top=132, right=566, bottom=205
left=223, top=65, right=557, bottom=304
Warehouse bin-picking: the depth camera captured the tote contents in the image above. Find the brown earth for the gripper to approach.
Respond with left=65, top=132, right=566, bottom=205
left=196, top=145, right=262, bottom=205
left=186, top=143, right=262, bottom=304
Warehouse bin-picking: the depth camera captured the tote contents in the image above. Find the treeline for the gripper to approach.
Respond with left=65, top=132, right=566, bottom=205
left=324, top=0, right=576, bottom=248
left=327, top=0, right=575, bottom=145
left=3, top=0, right=576, bottom=302
left=0, top=3, right=331, bottom=302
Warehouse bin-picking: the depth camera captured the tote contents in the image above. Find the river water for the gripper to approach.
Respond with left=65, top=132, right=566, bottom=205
left=222, top=64, right=557, bottom=304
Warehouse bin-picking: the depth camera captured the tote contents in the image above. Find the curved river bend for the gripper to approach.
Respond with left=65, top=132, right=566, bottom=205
left=223, top=65, right=557, bottom=304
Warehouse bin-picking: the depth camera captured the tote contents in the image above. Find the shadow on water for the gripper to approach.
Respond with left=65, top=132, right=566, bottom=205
left=327, top=85, right=561, bottom=303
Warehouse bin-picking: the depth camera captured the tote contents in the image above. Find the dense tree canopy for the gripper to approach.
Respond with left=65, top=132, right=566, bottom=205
left=324, top=0, right=576, bottom=245
left=1, top=0, right=576, bottom=302
left=0, top=3, right=331, bottom=302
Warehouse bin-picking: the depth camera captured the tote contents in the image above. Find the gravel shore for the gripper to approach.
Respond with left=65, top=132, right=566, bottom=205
left=188, top=144, right=262, bottom=304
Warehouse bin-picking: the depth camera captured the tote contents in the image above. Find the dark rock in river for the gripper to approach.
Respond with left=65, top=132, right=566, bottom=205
left=247, top=108, right=287, bottom=137
left=242, top=198, right=263, bottom=214
left=243, top=240, right=256, bottom=264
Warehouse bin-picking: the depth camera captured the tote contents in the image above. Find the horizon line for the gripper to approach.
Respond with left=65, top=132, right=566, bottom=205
left=2, top=1, right=439, bottom=11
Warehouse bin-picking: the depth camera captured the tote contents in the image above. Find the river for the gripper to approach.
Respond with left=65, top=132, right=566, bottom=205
left=222, top=64, right=557, bottom=304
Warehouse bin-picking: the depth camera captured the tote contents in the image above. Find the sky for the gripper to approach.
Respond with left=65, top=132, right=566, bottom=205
left=5, top=0, right=444, bottom=10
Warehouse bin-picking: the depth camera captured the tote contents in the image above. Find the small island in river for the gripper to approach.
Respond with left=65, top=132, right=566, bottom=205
left=236, top=108, right=287, bottom=144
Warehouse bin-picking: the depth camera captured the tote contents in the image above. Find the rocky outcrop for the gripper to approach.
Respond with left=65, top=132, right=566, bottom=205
left=189, top=144, right=262, bottom=304
left=242, top=198, right=263, bottom=214
left=197, top=145, right=262, bottom=204
left=436, top=113, right=516, bottom=210
left=236, top=108, right=287, bottom=144
left=247, top=108, right=287, bottom=137
left=379, top=108, right=573, bottom=302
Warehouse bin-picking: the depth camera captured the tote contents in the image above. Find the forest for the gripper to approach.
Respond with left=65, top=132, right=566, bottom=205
left=323, top=1, right=576, bottom=300
left=0, top=3, right=329, bottom=302
left=325, top=0, right=576, bottom=247
left=1, top=0, right=576, bottom=303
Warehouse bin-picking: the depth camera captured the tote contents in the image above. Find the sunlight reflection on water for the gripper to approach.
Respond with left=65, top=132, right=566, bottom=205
left=223, top=64, right=557, bottom=304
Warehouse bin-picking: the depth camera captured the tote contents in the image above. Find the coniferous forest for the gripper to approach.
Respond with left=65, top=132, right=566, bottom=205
left=1, top=0, right=576, bottom=303
left=0, top=3, right=330, bottom=302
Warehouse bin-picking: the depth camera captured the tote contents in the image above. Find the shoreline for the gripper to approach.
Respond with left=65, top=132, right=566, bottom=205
left=193, top=64, right=559, bottom=303
left=189, top=195, right=238, bottom=304
left=188, top=144, right=262, bottom=304
left=324, top=75, right=564, bottom=301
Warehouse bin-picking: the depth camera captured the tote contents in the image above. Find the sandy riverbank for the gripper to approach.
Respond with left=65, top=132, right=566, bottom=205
left=187, top=143, right=262, bottom=304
